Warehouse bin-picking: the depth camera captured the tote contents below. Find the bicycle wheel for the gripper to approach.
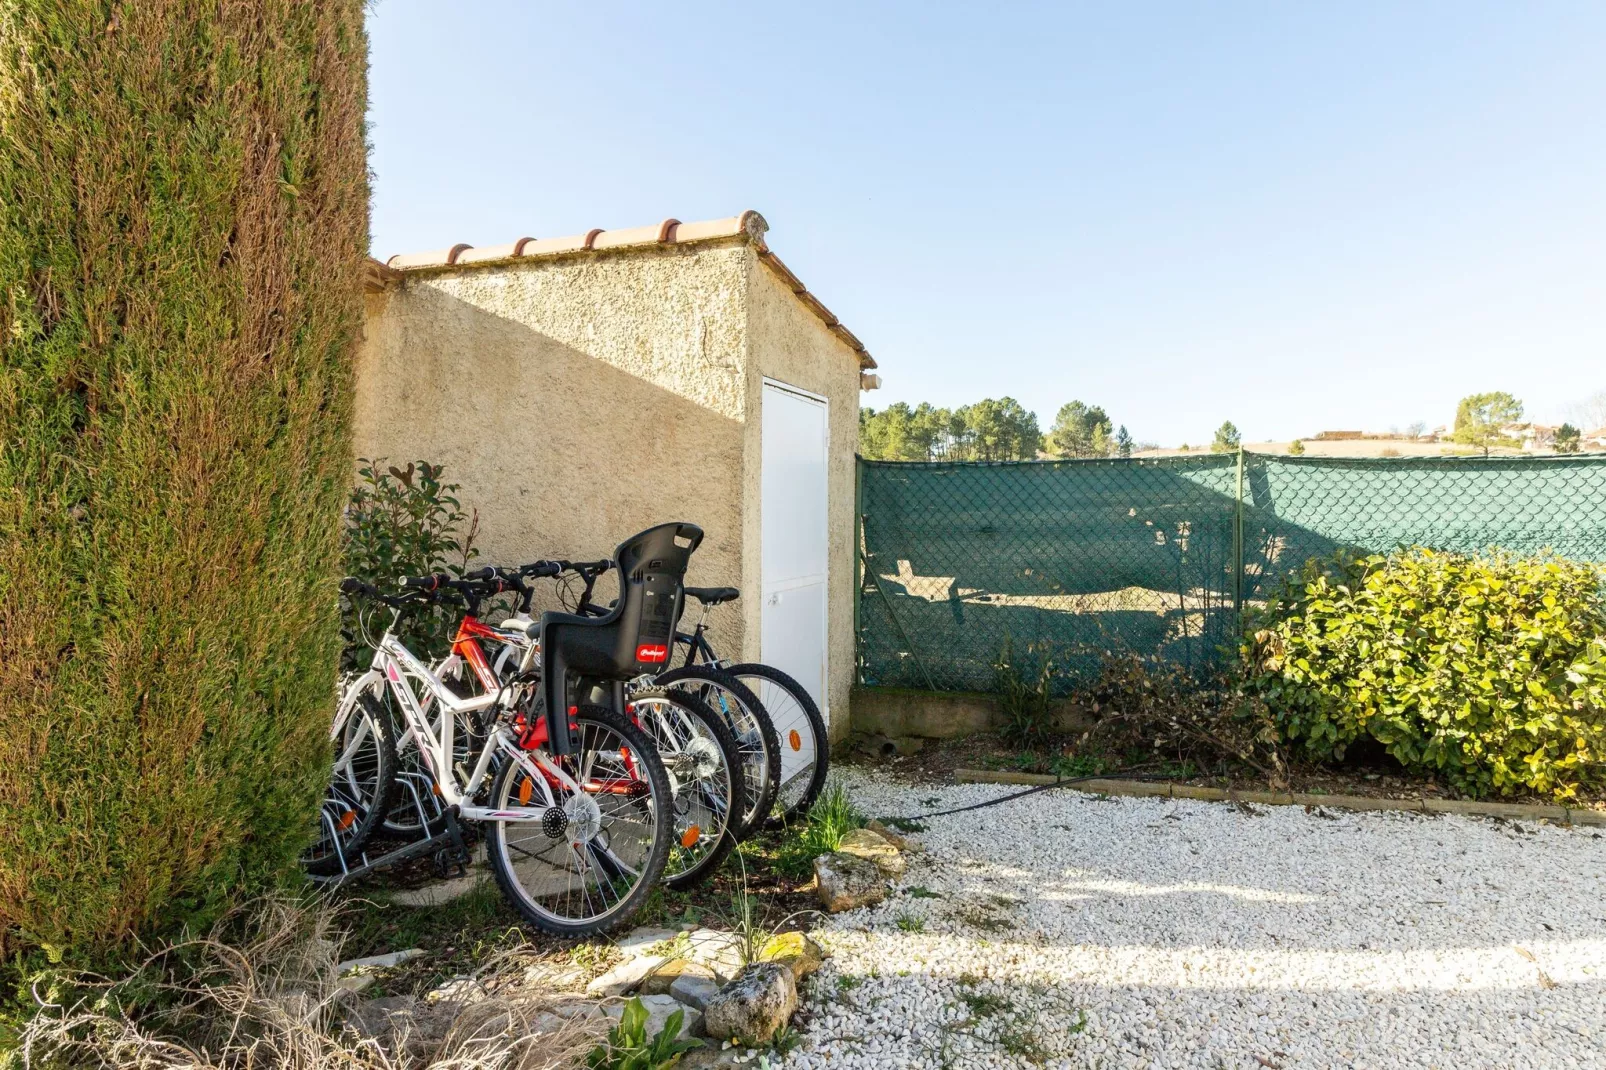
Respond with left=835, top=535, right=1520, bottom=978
left=628, top=687, right=746, bottom=890
left=304, top=693, right=397, bottom=876
left=486, top=705, right=672, bottom=936
left=726, top=663, right=829, bottom=822
left=653, top=666, right=779, bottom=840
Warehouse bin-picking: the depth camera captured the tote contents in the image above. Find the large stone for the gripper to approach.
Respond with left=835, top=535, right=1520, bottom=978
left=603, top=994, right=702, bottom=1041
left=637, top=957, right=716, bottom=996
left=683, top=928, right=746, bottom=980
left=814, top=852, right=887, bottom=913
left=616, top=927, right=678, bottom=957
left=585, top=954, right=668, bottom=996
left=837, top=828, right=906, bottom=877
left=336, top=948, right=426, bottom=975
left=702, top=964, right=797, bottom=1047
left=669, top=974, right=721, bottom=1011
left=757, top=932, right=825, bottom=980
left=866, top=819, right=917, bottom=852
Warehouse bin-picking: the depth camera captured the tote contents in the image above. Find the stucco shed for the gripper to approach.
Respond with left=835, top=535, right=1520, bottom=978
left=358, top=211, right=877, bottom=741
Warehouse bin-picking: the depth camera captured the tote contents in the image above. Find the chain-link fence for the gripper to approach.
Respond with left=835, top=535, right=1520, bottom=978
left=856, top=452, right=1606, bottom=693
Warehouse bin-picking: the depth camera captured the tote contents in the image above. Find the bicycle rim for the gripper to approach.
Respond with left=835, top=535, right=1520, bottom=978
left=304, top=695, right=395, bottom=875
left=727, top=663, right=829, bottom=821
left=629, top=689, right=743, bottom=888
left=655, top=668, right=779, bottom=838
left=487, top=706, right=670, bottom=934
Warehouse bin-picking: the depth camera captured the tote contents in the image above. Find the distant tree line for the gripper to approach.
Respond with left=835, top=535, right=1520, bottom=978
left=859, top=398, right=1140, bottom=461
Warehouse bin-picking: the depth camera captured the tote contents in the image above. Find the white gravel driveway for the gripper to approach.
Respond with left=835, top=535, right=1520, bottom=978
left=785, top=771, right=1606, bottom=1070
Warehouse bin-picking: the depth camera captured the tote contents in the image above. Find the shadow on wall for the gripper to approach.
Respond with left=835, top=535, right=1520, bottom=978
left=859, top=452, right=1606, bottom=692
left=356, top=283, right=745, bottom=618
left=857, top=458, right=1346, bottom=691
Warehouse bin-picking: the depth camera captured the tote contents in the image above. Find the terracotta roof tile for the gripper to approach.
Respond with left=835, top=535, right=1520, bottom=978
left=379, top=211, right=874, bottom=369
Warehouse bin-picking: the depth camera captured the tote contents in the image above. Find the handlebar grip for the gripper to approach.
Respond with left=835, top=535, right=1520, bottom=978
left=464, top=566, right=496, bottom=581
left=339, top=577, right=366, bottom=596
left=399, top=573, right=450, bottom=591
left=521, top=560, right=562, bottom=578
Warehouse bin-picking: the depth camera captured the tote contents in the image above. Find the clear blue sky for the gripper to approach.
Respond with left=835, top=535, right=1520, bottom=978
left=369, top=2, right=1606, bottom=446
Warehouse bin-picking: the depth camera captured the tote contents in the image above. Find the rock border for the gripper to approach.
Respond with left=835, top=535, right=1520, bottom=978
left=952, top=769, right=1606, bottom=827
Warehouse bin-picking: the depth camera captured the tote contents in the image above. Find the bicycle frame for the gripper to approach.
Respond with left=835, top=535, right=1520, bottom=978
left=367, top=625, right=581, bottom=825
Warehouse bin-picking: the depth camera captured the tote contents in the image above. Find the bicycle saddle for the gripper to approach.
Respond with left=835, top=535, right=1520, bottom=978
left=538, top=522, right=703, bottom=754
left=684, top=585, right=739, bottom=606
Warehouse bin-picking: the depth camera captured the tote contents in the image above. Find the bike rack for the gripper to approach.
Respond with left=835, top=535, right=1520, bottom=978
left=306, top=776, right=473, bottom=887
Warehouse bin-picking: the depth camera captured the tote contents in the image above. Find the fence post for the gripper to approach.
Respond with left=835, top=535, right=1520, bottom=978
left=1233, top=447, right=1245, bottom=614
left=853, top=456, right=863, bottom=683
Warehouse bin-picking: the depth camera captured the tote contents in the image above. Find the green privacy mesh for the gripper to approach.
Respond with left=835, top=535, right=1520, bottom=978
left=856, top=453, right=1606, bottom=693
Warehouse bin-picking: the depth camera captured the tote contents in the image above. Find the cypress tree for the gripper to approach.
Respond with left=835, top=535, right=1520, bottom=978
left=0, top=1, right=368, bottom=959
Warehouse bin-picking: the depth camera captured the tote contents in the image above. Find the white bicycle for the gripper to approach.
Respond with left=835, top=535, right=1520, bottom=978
left=337, top=575, right=674, bottom=935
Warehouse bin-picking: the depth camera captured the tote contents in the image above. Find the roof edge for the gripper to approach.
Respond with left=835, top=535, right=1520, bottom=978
left=377, top=210, right=873, bottom=370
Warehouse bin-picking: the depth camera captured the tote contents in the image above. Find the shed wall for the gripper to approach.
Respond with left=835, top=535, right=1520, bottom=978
left=354, top=244, right=752, bottom=617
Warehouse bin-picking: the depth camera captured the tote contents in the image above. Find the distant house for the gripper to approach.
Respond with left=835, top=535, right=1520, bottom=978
left=1585, top=427, right=1606, bottom=450
left=1502, top=423, right=1558, bottom=451
left=1421, top=425, right=1447, bottom=442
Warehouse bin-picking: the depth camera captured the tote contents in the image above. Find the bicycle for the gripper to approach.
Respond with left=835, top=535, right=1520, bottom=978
left=458, top=561, right=749, bottom=888
left=673, top=586, right=830, bottom=822
left=336, top=525, right=690, bottom=935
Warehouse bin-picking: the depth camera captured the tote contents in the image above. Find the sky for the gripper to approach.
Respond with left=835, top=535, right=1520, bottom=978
left=369, top=2, right=1606, bottom=447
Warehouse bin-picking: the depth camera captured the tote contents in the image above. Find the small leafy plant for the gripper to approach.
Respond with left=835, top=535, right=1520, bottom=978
left=341, top=458, right=480, bottom=668
left=585, top=997, right=702, bottom=1070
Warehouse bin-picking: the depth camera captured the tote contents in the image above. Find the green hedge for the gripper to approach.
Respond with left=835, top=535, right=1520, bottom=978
left=0, top=2, right=368, bottom=961
left=1244, top=549, right=1606, bottom=799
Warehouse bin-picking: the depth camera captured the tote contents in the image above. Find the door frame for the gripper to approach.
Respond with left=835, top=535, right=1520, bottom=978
left=759, top=377, right=830, bottom=721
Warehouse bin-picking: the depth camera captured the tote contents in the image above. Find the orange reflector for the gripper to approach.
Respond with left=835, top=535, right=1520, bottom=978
left=337, top=810, right=357, bottom=831
left=789, top=730, right=802, bottom=752
left=518, top=777, right=533, bottom=805
left=680, top=825, right=702, bottom=848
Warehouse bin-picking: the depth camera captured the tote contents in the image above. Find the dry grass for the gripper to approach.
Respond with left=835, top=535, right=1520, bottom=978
left=12, top=897, right=604, bottom=1070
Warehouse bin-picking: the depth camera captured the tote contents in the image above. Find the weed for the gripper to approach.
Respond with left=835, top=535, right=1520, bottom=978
left=586, top=996, right=702, bottom=1069
left=998, top=1018, right=1050, bottom=1064
left=773, top=777, right=865, bottom=879
left=960, top=990, right=1011, bottom=1019
left=895, top=915, right=925, bottom=933
left=994, top=635, right=1058, bottom=747
left=769, top=1023, right=804, bottom=1055
left=906, top=887, right=942, bottom=899
left=836, top=974, right=863, bottom=995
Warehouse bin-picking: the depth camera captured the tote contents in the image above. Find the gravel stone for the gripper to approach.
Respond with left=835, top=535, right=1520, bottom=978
left=814, top=852, right=888, bottom=912
left=776, top=769, right=1606, bottom=1069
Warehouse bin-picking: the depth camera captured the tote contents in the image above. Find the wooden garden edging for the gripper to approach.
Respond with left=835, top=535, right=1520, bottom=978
left=953, top=769, right=1606, bottom=827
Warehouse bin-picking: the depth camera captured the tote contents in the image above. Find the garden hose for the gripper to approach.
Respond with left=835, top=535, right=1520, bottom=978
left=879, top=768, right=1181, bottom=826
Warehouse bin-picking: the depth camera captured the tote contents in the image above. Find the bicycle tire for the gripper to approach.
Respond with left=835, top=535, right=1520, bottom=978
left=628, top=687, right=746, bottom=891
left=486, top=705, right=672, bottom=936
left=304, top=692, right=398, bottom=876
left=725, top=662, right=830, bottom=823
left=652, top=666, right=780, bottom=839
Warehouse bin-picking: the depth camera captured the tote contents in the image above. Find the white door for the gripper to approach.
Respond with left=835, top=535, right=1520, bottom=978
left=761, top=380, right=829, bottom=725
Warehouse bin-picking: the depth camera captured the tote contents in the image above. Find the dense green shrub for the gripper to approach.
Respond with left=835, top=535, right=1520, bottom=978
left=341, top=459, right=479, bottom=669
left=0, top=1, right=368, bottom=963
left=1244, top=549, right=1606, bottom=798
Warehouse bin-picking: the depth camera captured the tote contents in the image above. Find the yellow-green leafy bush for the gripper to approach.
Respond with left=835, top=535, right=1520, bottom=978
left=0, top=1, right=368, bottom=963
left=1245, top=549, right=1606, bottom=799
